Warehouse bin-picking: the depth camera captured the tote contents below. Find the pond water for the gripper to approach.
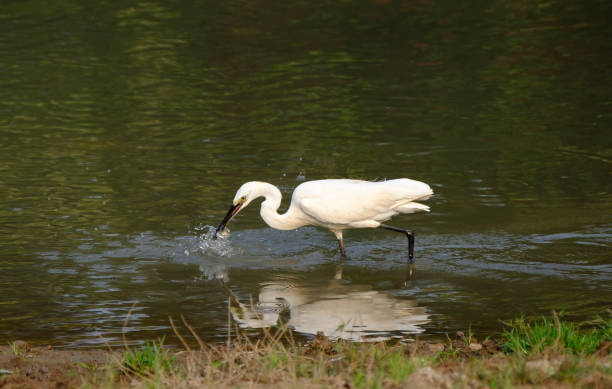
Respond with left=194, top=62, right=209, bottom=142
left=1, top=0, right=611, bottom=347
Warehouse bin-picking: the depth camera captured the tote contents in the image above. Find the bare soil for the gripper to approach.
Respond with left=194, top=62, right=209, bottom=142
left=0, top=342, right=120, bottom=389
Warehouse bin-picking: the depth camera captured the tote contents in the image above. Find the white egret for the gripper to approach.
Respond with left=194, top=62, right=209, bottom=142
left=214, top=178, right=433, bottom=263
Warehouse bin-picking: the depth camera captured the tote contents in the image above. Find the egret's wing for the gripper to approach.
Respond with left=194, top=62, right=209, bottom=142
left=296, top=179, right=432, bottom=226
left=299, top=195, right=376, bottom=226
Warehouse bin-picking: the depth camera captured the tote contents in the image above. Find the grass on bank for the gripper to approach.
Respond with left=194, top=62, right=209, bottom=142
left=75, top=312, right=611, bottom=389
left=122, top=337, right=176, bottom=377
left=110, top=331, right=438, bottom=388
left=503, top=311, right=612, bottom=355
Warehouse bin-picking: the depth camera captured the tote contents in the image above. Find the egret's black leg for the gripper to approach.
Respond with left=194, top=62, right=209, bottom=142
left=379, top=224, right=415, bottom=263
left=337, top=238, right=346, bottom=258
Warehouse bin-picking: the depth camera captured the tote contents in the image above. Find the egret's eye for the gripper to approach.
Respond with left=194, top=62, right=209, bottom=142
left=240, top=196, right=246, bottom=202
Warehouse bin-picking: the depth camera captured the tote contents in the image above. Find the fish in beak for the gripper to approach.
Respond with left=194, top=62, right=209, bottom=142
left=213, top=201, right=244, bottom=239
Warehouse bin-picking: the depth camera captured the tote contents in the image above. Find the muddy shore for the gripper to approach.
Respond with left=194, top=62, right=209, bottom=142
left=0, top=342, right=121, bottom=389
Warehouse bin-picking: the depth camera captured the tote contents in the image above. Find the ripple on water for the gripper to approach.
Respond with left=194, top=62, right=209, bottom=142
left=5, top=222, right=608, bottom=347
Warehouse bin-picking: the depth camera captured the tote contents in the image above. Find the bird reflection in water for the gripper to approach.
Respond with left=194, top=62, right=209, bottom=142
left=219, top=264, right=429, bottom=342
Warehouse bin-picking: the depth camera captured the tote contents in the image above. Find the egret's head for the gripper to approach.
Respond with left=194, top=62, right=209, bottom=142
left=214, top=182, right=259, bottom=238
left=232, top=182, right=260, bottom=208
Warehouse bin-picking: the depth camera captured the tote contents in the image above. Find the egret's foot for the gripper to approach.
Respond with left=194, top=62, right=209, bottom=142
left=336, top=239, right=349, bottom=260
left=406, top=230, right=415, bottom=263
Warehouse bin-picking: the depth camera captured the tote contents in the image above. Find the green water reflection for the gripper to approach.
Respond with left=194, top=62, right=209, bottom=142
left=0, top=0, right=611, bottom=347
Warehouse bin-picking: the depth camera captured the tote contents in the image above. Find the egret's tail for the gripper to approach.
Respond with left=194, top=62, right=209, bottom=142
left=395, top=201, right=430, bottom=213
left=410, top=182, right=434, bottom=202
left=391, top=181, right=433, bottom=214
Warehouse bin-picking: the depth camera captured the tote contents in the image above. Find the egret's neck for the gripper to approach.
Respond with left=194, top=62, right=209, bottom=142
left=254, top=182, right=306, bottom=231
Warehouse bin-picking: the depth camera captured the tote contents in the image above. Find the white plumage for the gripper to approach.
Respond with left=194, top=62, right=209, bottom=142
left=215, top=178, right=433, bottom=263
left=294, top=179, right=433, bottom=229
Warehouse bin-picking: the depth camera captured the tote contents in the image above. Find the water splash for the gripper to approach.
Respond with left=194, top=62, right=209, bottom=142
left=195, top=225, right=235, bottom=257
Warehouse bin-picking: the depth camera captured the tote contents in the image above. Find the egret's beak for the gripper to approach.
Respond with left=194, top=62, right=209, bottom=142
left=213, top=202, right=243, bottom=239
